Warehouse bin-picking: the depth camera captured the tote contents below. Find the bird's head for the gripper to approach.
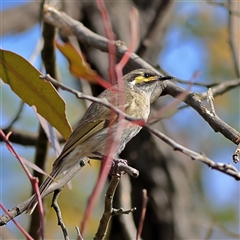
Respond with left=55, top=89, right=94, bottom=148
left=123, top=68, right=173, bottom=95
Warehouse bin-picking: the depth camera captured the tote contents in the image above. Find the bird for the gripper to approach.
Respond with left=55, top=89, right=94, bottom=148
left=26, top=68, right=173, bottom=213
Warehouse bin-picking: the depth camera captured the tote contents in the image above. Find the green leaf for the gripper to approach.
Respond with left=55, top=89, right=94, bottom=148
left=0, top=49, right=72, bottom=139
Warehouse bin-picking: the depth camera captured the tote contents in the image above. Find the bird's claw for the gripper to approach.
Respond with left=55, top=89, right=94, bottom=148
left=110, top=158, right=128, bottom=176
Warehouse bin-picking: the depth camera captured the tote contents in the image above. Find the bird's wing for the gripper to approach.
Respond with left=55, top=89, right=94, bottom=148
left=53, top=101, right=124, bottom=167
left=53, top=87, right=135, bottom=168
left=59, top=120, right=106, bottom=159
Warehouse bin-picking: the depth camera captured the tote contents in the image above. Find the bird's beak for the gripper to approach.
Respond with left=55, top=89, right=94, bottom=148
left=158, top=76, right=175, bottom=80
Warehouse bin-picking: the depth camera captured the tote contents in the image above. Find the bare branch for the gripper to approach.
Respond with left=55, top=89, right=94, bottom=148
left=163, top=81, right=240, bottom=145
left=201, top=78, right=240, bottom=98
left=0, top=130, right=45, bottom=236
left=0, top=203, right=34, bottom=240
left=75, top=226, right=84, bottom=240
left=178, top=78, right=240, bottom=111
left=144, top=125, right=240, bottom=180
left=0, top=128, right=65, bottom=146
left=0, top=156, right=139, bottom=226
left=0, top=128, right=38, bottom=146
left=158, top=64, right=240, bottom=91
left=110, top=159, right=139, bottom=178
left=0, top=159, right=88, bottom=226
left=112, top=208, right=136, bottom=216
left=51, top=189, right=70, bottom=240
left=43, top=5, right=161, bottom=73
left=94, top=176, right=120, bottom=240
left=117, top=175, right=138, bottom=240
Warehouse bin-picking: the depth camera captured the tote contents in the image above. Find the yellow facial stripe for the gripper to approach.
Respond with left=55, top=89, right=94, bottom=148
left=133, top=75, right=154, bottom=85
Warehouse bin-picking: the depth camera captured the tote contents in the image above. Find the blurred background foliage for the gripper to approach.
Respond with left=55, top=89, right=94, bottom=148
left=0, top=0, right=239, bottom=239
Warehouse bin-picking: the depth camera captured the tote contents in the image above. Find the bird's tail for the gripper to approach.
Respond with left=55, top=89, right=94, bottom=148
left=25, top=168, right=60, bottom=214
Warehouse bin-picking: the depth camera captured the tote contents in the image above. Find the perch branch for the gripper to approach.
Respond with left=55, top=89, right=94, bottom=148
left=94, top=176, right=120, bottom=240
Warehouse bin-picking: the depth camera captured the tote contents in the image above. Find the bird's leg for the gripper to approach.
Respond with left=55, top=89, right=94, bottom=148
left=110, top=157, right=128, bottom=176
left=90, top=152, right=139, bottom=178
left=110, top=158, right=139, bottom=178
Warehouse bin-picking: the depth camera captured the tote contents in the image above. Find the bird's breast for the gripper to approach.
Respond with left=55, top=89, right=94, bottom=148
left=124, top=93, right=150, bottom=121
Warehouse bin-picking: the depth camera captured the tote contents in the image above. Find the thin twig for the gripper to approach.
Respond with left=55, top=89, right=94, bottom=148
left=80, top=155, right=139, bottom=236
left=111, top=162, right=139, bottom=178
left=156, top=65, right=219, bottom=87
left=0, top=158, right=88, bottom=226
left=164, top=81, right=240, bottom=145
left=94, top=176, right=120, bottom=240
left=173, top=78, right=219, bottom=88
left=0, top=203, right=34, bottom=240
left=136, top=189, right=148, bottom=240
left=51, top=189, right=70, bottom=240
left=157, top=65, right=240, bottom=89
left=117, top=175, right=138, bottom=239
left=0, top=156, right=139, bottom=227
left=75, top=226, right=84, bottom=240
left=112, top=208, right=136, bottom=216
left=178, top=78, right=240, bottom=111
left=0, top=130, right=45, bottom=239
left=144, top=125, right=240, bottom=180
left=201, top=78, right=240, bottom=98
left=29, top=126, right=48, bottom=238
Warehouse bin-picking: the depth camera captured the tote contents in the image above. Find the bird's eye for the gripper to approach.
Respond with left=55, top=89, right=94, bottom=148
left=144, top=73, right=150, bottom=78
